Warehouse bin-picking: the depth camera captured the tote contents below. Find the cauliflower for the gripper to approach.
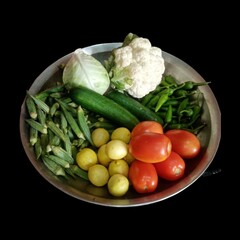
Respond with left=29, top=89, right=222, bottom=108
left=105, top=33, right=165, bottom=98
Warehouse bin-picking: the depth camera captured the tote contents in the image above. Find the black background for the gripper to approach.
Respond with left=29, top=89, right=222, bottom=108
left=8, top=4, right=230, bottom=235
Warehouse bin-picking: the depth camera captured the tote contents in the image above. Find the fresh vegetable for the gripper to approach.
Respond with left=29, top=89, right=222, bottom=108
left=63, top=48, right=110, bottom=94
left=104, top=32, right=165, bottom=98
left=154, top=151, right=186, bottom=181
left=128, top=160, right=158, bottom=193
left=69, top=85, right=139, bottom=130
left=130, top=120, right=163, bottom=138
left=140, top=75, right=209, bottom=134
left=129, top=132, right=172, bottom=163
left=77, top=105, right=94, bottom=146
left=165, top=129, right=201, bottom=159
left=106, top=90, right=163, bottom=124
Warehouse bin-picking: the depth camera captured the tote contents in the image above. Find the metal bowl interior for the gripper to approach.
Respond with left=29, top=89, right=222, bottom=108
left=19, top=43, right=221, bottom=207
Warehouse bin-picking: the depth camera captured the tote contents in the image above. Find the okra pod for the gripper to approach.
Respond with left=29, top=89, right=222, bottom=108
left=51, top=145, right=74, bottom=164
left=47, top=120, right=66, bottom=142
left=27, top=91, right=50, bottom=114
left=42, top=155, right=66, bottom=177
left=26, top=95, right=37, bottom=119
left=25, top=119, right=47, bottom=134
left=55, top=98, right=77, bottom=116
left=70, top=164, right=88, bottom=181
left=50, top=102, right=59, bottom=117
left=30, top=127, right=38, bottom=146
left=37, top=107, right=46, bottom=126
left=35, top=84, right=65, bottom=99
left=47, top=154, right=70, bottom=168
left=77, top=106, right=94, bottom=146
left=60, top=103, right=85, bottom=139
left=34, top=137, right=42, bottom=159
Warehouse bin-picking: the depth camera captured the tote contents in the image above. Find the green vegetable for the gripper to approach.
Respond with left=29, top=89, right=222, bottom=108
left=42, top=155, right=66, bottom=177
left=155, top=93, right=169, bottom=112
left=27, top=91, right=50, bottom=114
left=62, top=48, right=110, bottom=94
left=25, top=95, right=37, bottom=120
left=25, top=119, right=47, bottom=134
left=106, top=90, right=163, bottom=124
left=51, top=146, right=74, bottom=164
left=77, top=106, right=94, bottom=146
left=69, top=86, right=139, bottom=130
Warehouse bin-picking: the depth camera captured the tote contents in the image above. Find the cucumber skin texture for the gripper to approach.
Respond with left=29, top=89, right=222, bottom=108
left=106, top=90, right=163, bottom=124
left=69, top=86, right=139, bottom=130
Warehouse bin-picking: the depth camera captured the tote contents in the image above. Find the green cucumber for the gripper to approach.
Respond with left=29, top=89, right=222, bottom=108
left=106, top=90, right=163, bottom=124
left=69, top=86, right=139, bottom=130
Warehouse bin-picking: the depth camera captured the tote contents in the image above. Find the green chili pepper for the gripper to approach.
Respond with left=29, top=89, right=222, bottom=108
left=165, top=75, right=178, bottom=85
left=146, top=95, right=160, bottom=108
left=165, top=104, right=173, bottom=123
left=177, top=98, right=189, bottom=115
left=155, top=94, right=169, bottom=112
left=182, top=81, right=211, bottom=90
left=141, top=93, right=154, bottom=105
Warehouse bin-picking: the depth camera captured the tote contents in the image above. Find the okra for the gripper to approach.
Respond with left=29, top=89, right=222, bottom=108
left=77, top=106, right=94, bottom=146
left=34, top=137, right=42, bottom=159
left=50, top=102, right=59, bottom=117
left=60, top=113, right=68, bottom=133
left=26, top=95, right=37, bottom=119
left=25, top=119, right=47, bottom=134
left=70, top=164, right=88, bottom=181
left=30, top=127, right=38, bottom=146
left=42, top=155, right=66, bottom=177
left=64, top=133, right=72, bottom=156
left=35, top=84, right=65, bottom=100
left=27, top=91, right=50, bottom=114
left=47, top=120, right=66, bottom=142
left=51, top=145, right=74, bottom=164
left=47, top=154, right=70, bottom=168
left=37, top=107, right=46, bottom=126
left=55, top=98, right=77, bottom=116
left=60, top=103, right=84, bottom=139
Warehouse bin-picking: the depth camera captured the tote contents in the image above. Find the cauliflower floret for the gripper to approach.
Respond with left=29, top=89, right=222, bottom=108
left=110, top=36, right=165, bottom=98
left=129, top=37, right=152, bottom=50
left=114, top=46, right=132, bottom=68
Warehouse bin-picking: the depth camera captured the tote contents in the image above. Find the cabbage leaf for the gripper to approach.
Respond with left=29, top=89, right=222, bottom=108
left=63, top=49, right=110, bottom=94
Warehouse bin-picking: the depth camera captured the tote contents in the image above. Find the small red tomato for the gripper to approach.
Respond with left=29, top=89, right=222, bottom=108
left=165, top=129, right=201, bottom=159
left=154, top=151, right=186, bottom=181
left=131, top=121, right=163, bottom=138
left=128, top=160, right=158, bottom=193
left=129, top=132, right=172, bottom=163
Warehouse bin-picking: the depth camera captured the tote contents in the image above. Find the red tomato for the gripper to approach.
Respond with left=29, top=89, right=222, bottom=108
left=128, top=160, right=158, bottom=193
left=129, top=132, right=172, bottom=163
left=154, top=151, right=186, bottom=181
left=165, top=129, right=201, bottom=159
left=131, top=121, right=163, bottom=138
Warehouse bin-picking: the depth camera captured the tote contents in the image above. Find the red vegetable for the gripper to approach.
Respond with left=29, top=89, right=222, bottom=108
left=165, top=129, right=201, bottom=159
left=154, top=151, right=186, bottom=181
left=129, top=132, right=172, bottom=163
left=129, top=160, right=158, bottom=193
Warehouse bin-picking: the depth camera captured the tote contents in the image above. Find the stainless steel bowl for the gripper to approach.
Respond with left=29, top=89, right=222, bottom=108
left=19, top=43, right=221, bottom=207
